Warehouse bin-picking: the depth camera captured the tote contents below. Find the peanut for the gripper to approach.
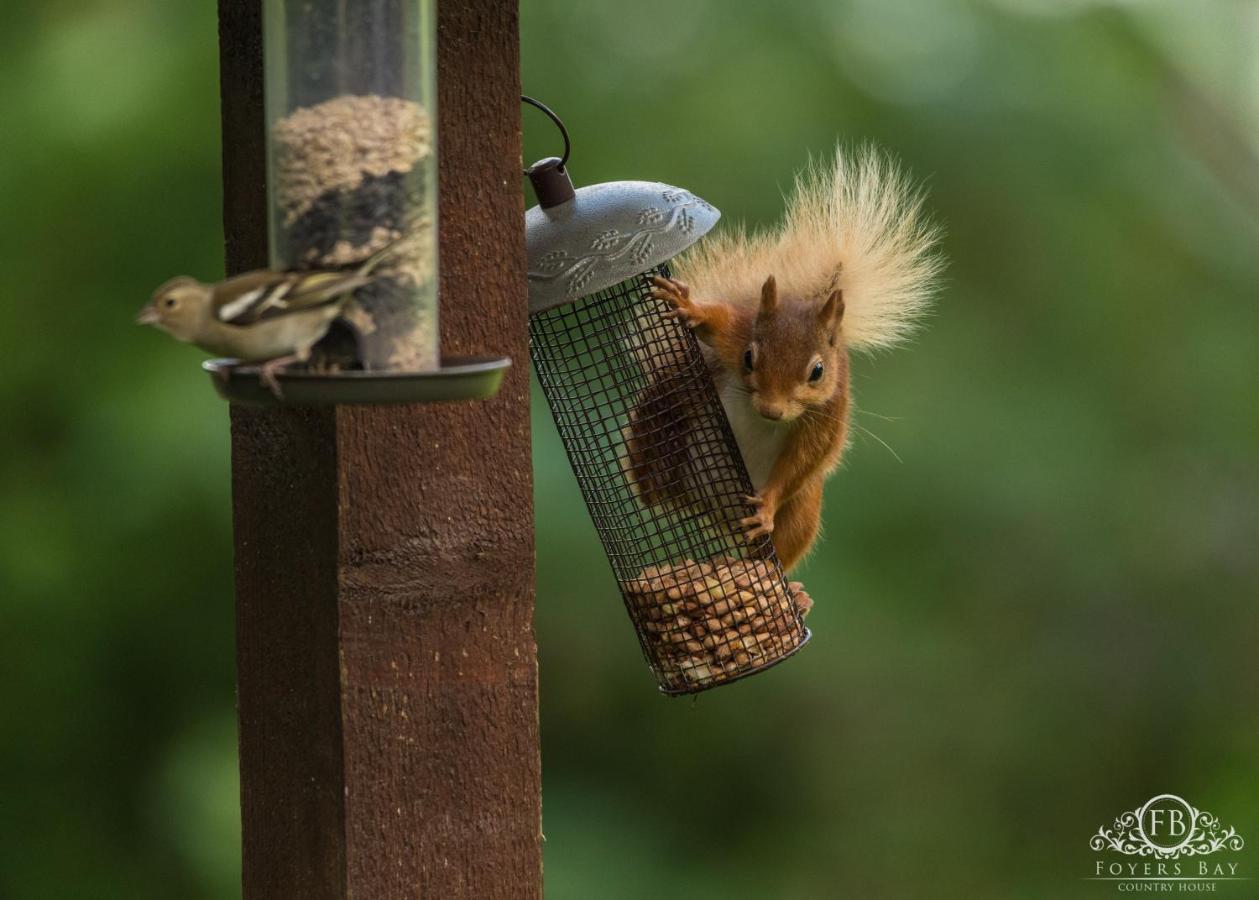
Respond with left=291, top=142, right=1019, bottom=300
left=625, top=555, right=811, bottom=685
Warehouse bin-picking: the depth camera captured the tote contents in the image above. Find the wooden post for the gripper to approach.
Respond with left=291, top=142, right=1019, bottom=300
left=217, top=2, right=541, bottom=898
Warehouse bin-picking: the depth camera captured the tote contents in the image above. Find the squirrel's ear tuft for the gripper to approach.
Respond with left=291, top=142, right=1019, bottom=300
left=820, top=289, right=845, bottom=328
left=759, top=275, right=778, bottom=317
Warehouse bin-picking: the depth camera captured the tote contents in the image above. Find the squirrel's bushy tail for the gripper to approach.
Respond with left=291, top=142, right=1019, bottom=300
left=676, top=145, right=943, bottom=351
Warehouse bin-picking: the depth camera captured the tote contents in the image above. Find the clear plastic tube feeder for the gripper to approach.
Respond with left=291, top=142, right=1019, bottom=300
left=264, top=0, right=439, bottom=373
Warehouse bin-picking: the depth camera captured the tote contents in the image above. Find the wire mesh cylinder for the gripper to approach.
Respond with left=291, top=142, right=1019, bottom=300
left=530, top=265, right=810, bottom=694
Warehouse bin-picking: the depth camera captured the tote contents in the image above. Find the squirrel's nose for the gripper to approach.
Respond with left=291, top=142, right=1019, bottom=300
left=759, top=405, right=784, bottom=421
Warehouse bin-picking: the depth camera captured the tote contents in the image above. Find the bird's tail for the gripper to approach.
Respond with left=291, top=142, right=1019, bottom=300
left=356, top=236, right=408, bottom=276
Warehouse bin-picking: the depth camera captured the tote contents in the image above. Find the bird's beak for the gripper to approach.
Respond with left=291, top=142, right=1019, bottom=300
left=136, top=304, right=159, bottom=326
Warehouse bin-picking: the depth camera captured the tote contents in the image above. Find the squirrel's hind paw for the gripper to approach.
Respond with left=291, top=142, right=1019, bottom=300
left=789, top=581, right=813, bottom=618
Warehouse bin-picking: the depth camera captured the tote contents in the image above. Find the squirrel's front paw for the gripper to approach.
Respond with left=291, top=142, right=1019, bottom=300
left=649, top=276, right=705, bottom=329
left=740, top=493, right=776, bottom=542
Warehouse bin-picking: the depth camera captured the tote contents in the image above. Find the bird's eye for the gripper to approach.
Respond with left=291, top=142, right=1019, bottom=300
left=809, top=361, right=825, bottom=383
left=743, top=348, right=755, bottom=372
left=164, top=296, right=178, bottom=309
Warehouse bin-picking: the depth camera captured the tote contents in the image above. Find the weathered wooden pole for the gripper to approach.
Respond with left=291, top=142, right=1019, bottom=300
left=217, top=1, right=541, bottom=897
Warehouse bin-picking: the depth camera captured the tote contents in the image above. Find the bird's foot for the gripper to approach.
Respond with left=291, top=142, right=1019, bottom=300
left=257, top=354, right=300, bottom=400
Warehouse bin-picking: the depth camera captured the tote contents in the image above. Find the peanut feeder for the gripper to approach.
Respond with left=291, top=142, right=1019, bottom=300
left=523, top=101, right=811, bottom=694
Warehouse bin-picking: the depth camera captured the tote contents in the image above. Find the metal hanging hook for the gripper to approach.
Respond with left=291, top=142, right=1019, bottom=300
left=521, top=95, right=571, bottom=173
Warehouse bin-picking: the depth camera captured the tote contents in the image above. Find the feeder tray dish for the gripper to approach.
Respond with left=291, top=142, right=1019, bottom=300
left=204, top=355, right=511, bottom=407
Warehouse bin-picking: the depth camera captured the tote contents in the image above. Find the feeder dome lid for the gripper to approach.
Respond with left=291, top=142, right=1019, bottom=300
left=525, top=179, right=720, bottom=313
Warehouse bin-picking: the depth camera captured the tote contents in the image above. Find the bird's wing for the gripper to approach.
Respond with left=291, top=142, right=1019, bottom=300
left=213, top=270, right=373, bottom=326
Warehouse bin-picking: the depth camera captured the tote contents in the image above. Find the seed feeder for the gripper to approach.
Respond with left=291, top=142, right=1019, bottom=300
left=207, top=0, right=509, bottom=406
left=523, top=98, right=810, bottom=694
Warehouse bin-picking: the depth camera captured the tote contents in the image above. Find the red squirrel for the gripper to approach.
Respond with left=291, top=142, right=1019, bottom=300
left=633, top=146, right=941, bottom=571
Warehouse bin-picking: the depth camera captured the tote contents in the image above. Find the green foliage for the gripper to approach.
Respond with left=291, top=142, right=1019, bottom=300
left=2, top=1, right=1257, bottom=897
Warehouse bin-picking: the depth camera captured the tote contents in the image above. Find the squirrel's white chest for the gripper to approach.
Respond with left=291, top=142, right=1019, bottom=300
left=717, top=380, right=787, bottom=491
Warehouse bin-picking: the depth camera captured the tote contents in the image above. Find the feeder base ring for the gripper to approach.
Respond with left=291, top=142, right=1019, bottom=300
left=204, top=355, right=511, bottom=407
left=657, top=628, right=812, bottom=697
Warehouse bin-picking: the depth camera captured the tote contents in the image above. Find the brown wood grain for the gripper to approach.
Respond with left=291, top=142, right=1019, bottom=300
left=217, top=0, right=267, bottom=275
left=219, top=0, right=540, bottom=896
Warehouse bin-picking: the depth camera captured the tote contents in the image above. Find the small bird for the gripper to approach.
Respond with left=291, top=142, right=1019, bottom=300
left=137, top=248, right=391, bottom=396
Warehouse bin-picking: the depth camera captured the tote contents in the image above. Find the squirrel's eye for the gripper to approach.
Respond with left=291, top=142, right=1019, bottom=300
left=743, top=348, right=755, bottom=372
left=809, top=361, right=825, bottom=383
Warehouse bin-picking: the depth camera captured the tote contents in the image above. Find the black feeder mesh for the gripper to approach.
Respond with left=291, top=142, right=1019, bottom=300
left=529, top=265, right=810, bottom=694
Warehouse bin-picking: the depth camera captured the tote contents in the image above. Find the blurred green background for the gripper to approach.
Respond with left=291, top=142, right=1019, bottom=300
left=2, top=0, right=1258, bottom=897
